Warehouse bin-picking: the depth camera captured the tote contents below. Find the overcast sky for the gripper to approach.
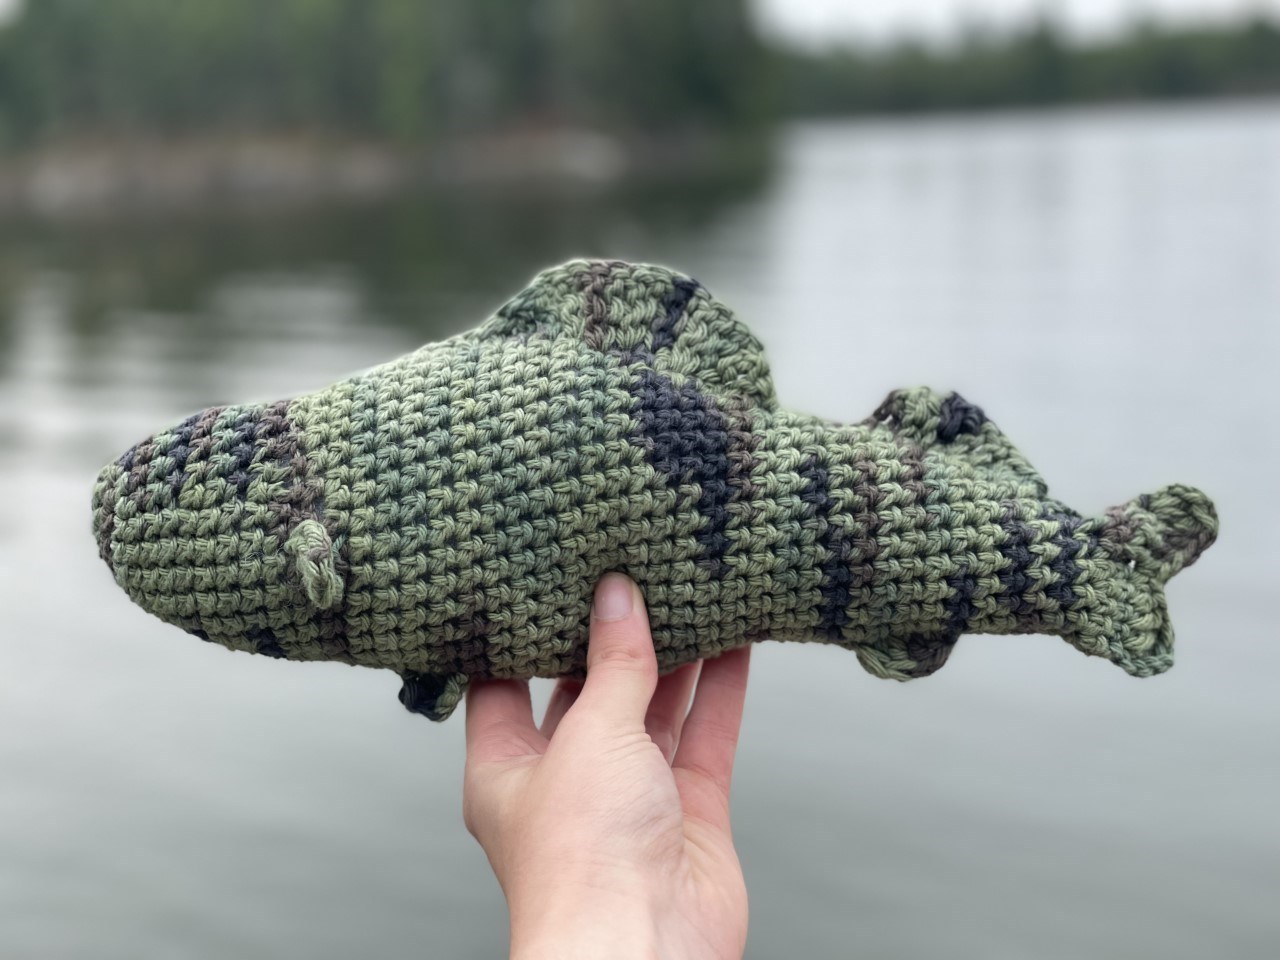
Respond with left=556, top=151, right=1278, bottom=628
left=754, top=0, right=1280, bottom=44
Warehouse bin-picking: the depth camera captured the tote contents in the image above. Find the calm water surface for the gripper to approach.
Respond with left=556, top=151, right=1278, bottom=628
left=2, top=102, right=1277, bottom=959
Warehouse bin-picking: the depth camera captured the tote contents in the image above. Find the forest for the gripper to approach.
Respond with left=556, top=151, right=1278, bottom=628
left=779, top=15, right=1280, bottom=115
left=0, top=0, right=769, bottom=145
left=0, top=2, right=1276, bottom=148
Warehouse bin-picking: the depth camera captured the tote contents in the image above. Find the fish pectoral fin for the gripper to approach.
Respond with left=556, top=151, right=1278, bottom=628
left=285, top=519, right=343, bottom=609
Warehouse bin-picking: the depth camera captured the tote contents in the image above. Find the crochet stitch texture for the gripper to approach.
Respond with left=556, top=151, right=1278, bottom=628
left=92, top=260, right=1218, bottom=720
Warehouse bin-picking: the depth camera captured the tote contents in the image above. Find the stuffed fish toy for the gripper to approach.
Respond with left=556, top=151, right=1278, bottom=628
left=92, top=260, right=1218, bottom=720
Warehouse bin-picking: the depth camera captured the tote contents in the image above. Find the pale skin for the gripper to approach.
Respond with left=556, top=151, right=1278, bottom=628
left=463, top=572, right=752, bottom=960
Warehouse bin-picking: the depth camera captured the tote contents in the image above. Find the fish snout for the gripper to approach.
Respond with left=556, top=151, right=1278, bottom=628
left=92, top=405, right=229, bottom=575
left=90, top=400, right=321, bottom=651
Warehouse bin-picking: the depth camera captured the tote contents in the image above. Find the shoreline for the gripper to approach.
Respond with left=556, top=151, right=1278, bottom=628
left=0, top=127, right=752, bottom=219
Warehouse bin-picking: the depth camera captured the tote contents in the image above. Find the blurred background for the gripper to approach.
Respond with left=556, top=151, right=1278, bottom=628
left=1, top=1, right=1277, bottom=957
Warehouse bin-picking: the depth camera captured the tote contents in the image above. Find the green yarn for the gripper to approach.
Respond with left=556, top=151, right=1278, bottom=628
left=91, top=260, right=1218, bottom=721
left=287, top=520, right=343, bottom=610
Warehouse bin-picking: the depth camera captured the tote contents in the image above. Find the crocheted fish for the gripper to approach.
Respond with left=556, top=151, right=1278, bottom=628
left=92, top=260, right=1218, bottom=720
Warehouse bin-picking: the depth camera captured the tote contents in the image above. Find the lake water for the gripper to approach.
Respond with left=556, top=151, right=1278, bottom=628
left=2, top=101, right=1277, bottom=959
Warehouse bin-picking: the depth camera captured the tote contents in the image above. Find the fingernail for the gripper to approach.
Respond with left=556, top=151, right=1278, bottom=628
left=593, top=573, right=634, bottom=622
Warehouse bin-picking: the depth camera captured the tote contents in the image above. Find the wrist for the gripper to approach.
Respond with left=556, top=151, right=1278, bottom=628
left=508, top=879, right=664, bottom=960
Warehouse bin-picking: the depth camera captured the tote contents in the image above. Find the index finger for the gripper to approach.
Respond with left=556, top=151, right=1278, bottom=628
left=465, top=678, right=544, bottom=764
left=672, top=646, right=750, bottom=824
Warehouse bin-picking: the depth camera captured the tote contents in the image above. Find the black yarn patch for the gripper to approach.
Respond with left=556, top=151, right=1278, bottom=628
left=119, top=405, right=229, bottom=510
left=904, top=631, right=957, bottom=677
left=997, top=508, right=1040, bottom=619
left=998, top=507, right=1094, bottom=619
left=248, top=626, right=287, bottom=659
left=943, top=564, right=979, bottom=636
left=162, top=409, right=206, bottom=495
left=120, top=436, right=158, bottom=503
left=1042, top=509, right=1094, bottom=610
left=630, top=367, right=735, bottom=575
left=937, top=393, right=987, bottom=443
left=118, top=427, right=160, bottom=474
left=173, top=399, right=295, bottom=502
left=652, top=277, right=701, bottom=352
left=796, top=454, right=852, bottom=639
left=213, top=407, right=259, bottom=499
left=399, top=671, right=452, bottom=719
left=254, top=400, right=294, bottom=461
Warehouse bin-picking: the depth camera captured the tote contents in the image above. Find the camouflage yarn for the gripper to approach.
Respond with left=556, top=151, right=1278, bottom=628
left=91, top=260, right=1219, bottom=721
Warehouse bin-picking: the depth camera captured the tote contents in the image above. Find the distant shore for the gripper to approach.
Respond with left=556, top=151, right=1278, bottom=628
left=0, top=127, right=760, bottom=218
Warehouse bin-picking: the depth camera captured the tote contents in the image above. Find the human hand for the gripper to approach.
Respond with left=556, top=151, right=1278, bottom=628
left=463, top=572, right=752, bottom=960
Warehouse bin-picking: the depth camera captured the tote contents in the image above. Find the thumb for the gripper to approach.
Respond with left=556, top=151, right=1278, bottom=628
left=573, top=572, right=658, bottom=729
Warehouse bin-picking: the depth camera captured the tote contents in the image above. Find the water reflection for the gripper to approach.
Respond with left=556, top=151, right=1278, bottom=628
left=0, top=168, right=769, bottom=468
left=0, top=167, right=769, bottom=336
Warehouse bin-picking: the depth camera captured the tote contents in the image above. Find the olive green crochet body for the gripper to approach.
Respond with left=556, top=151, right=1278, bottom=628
left=92, top=260, right=1218, bottom=720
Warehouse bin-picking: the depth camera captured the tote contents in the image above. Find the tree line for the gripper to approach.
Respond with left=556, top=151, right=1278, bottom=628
left=0, top=0, right=769, bottom=146
left=778, top=15, right=1280, bottom=115
left=0, top=1, right=1277, bottom=150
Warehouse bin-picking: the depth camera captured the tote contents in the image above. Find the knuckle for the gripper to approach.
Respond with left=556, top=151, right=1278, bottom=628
left=461, top=768, right=486, bottom=835
left=587, top=626, right=657, bottom=671
left=689, top=714, right=738, bottom=750
left=590, top=641, right=650, bottom=668
left=461, top=786, right=490, bottom=841
left=680, top=755, right=733, bottom=796
left=461, top=799, right=480, bottom=838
